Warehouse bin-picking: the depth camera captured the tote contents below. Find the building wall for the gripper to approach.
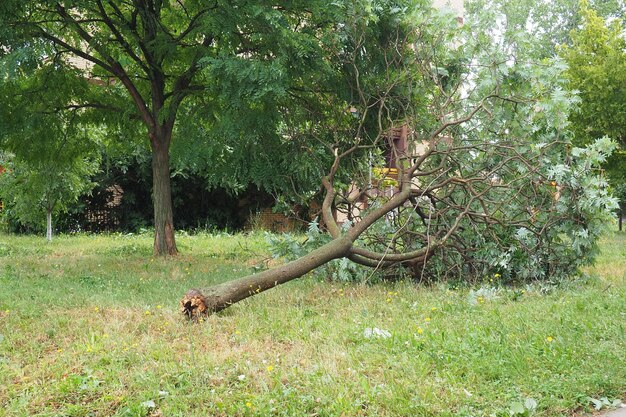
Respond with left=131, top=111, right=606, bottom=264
left=248, top=208, right=297, bottom=233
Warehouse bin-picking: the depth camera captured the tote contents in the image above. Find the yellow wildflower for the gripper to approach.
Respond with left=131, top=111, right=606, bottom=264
left=546, top=336, right=553, bottom=342
left=417, top=327, right=424, bottom=334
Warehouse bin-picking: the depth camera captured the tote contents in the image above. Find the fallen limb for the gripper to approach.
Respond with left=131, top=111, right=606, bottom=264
left=181, top=237, right=353, bottom=317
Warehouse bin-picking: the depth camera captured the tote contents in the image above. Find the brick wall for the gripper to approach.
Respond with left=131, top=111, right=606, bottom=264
left=248, top=208, right=297, bottom=232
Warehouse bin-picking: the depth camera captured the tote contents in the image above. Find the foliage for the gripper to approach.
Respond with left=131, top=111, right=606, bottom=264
left=267, top=219, right=383, bottom=283
left=465, top=0, right=624, bottom=60
left=271, top=125, right=618, bottom=286
left=509, top=398, right=538, bottom=416
left=560, top=3, right=626, bottom=147
left=0, top=153, right=98, bottom=235
left=441, top=137, right=618, bottom=282
left=0, top=0, right=360, bottom=254
left=559, top=3, right=626, bottom=206
left=463, top=0, right=626, bottom=214
left=50, top=154, right=278, bottom=233
left=0, top=231, right=624, bottom=415
left=0, top=42, right=106, bottom=235
left=605, top=151, right=626, bottom=206
left=263, top=0, right=618, bottom=285
left=0, top=52, right=108, bottom=157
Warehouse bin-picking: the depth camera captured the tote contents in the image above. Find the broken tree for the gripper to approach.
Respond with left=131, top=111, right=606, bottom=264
left=180, top=1, right=617, bottom=317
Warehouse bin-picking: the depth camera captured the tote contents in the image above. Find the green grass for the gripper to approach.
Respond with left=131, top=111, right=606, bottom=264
left=0, top=231, right=624, bottom=416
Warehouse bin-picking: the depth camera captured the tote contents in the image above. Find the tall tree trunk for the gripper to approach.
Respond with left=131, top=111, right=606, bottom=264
left=151, top=133, right=178, bottom=256
left=46, top=208, right=52, bottom=242
left=180, top=237, right=354, bottom=317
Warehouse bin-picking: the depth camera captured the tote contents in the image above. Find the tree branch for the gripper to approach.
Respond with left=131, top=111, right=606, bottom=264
left=94, top=0, right=150, bottom=74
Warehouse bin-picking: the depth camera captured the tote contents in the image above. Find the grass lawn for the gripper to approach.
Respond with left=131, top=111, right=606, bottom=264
left=0, top=230, right=624, bottom=417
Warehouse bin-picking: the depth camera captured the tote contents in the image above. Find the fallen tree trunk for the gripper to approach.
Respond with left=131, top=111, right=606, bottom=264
left=181, top=236, right=353, bottom=317
left=181, top=176, right=423, bottom=318
left=180, top=232, right=432, bottom=318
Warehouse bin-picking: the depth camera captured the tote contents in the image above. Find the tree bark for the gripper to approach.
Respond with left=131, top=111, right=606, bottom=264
left=179, top=160, right=431, bottom=318
left=180, top=236, right=353, bottom=317
left=46, top=208, right=52, bottom=242
left=151, top=131, right=178, bottom=256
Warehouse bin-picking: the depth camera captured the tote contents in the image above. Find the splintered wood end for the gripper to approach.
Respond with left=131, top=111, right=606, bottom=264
left=180, top=289, right=207, bottom=319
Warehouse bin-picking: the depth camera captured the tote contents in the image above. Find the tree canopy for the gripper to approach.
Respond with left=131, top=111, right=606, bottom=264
left=560, top=3, right=626, bottom=147
left=0, top=152, right=98, bottom=240
left=0, top=0, right=620, bottom=283
left=0, top=0, right=350, bottom=254
left=559, top=2, right=626, bottom=204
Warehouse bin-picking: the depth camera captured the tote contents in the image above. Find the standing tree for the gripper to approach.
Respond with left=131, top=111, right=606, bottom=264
left=0, top=62, right=101, bottom=239
left=559, top=3, right=626, bottom=147
left=0, top=154, right=97, bottom=241
left=180, top=1, right=617, bottom=317
left=0, top=0, right=345, bottom=255
left=559, top=3, right=626, bottom=218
